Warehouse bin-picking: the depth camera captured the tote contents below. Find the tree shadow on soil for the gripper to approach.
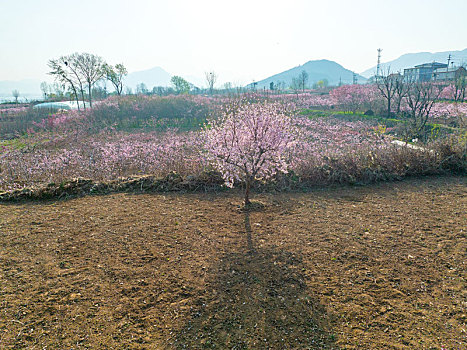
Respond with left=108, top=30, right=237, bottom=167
left=171, top=211, right=338, bottom=349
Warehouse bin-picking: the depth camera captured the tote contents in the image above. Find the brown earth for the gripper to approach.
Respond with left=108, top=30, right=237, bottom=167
left=0, top=175, right=465, bottom=349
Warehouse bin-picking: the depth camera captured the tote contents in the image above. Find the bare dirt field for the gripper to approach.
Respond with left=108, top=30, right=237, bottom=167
left=0, top=175, right=465, bottom=349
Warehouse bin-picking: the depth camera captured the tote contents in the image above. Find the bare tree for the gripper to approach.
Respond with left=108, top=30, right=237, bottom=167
left=48, top=53, right=107, bottom=109
left=452, top=75, right=466, bottom=102
left=205, top=71, right=217, bottom=94
left=276, top=80, right=286, bottom=92
left=52, top=82, right=65, bottom=98
left=232, top=81, right=244, bottom=95
left=401, top=81, right=442, bottom=141
left=298, top=70, right=308, bottom=92
left=104, top=63, right=127, bottom=96
left=48, top=56, right=84, bottom=110
left=376, top=68, right=399, bottom=117
left=223, top=82, right=233, bottom=92
left=74, top=53, right=106, bottom=107
left=290, top=77, right=301, bottom=95
left=40, top=82, right=49, bottom=100
left=152, top=86, right=166, bottom=96
left=65, top=54, right=88, bottom=107
left=12, top=90, right=20, bottom=104
left=136, top=82, right=148, bottom=95
left=393, top=74, right=410, bottom=115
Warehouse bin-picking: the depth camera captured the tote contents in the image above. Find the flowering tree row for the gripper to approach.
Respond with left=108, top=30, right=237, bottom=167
left=439, top=81, right=466, bottom=102
left=0, top=106, right=30, bottom=115
left=3, top=86, right=466, bottom=137
left=430, top=102, right=467, bottom=127
left=2, top=98, right=464, bottom=204
left=0, top=130, right=204, bottom=191
left=0, top=114, right=391, bottom=193
left=0, top=94, right=219, bottom=138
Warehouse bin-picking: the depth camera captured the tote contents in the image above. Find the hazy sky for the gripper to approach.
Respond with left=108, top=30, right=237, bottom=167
left=1, top=0, right=466, bottom=86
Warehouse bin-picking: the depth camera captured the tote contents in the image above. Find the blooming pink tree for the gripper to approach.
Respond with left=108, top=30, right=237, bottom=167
left=329, top=84, right=379, bottom=113
left=204, top=101, right=296, bottom=205
left=430, top=101, right=467, bottom=128
left=440, top=82, right=466, bottom=102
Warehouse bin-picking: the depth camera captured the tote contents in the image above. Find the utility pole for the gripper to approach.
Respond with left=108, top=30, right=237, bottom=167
left=376, top=48, right=382, bottom=79
left=353, top=72, right=357, bottom=85
left=447, top=54, right=452, bottom=73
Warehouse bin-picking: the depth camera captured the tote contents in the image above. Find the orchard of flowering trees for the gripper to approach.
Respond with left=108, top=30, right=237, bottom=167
left=329, top=84, right=380, bottom=113
left=1, top=67, right=466, bottom=197
left=2, top=96, right=416, bottom=196
left=440, top=80, right=466, bottom=102
left=324, top=75, right=466, bottom=141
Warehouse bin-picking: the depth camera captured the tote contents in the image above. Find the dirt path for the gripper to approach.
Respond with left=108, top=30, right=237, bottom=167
left=0, top=176, right=466, bottom=349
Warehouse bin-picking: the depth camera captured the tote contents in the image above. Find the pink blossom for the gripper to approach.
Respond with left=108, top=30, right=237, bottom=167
left=204, top=101, right=297, bottom=203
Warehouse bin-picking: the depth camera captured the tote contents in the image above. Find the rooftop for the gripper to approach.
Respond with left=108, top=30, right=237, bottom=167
left=414, top=62, right=448, bottom=68
left=433, top=66, right=466, bottom=73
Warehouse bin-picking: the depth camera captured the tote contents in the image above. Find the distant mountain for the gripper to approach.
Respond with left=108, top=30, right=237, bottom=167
left=0, top=67, right=193, bottom=101
left=0, top=79, right=42, bottom=102
left=251, top=59, right=367, bottom=89
left=360, top=48, right=467, bottom=78
left=124, top=66, right=172, bottom=91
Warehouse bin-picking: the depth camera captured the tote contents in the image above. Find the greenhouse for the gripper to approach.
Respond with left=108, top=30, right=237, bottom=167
left=33, top=101, right=88, bottom=110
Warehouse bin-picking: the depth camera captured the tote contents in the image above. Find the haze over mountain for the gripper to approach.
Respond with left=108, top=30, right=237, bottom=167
left=252, top=60, right=367, bottom=89
left=0, top=79, right=43, bottom=102
left=0, top=67, right=176, bottom=102
left=2, top=48, right=467, bottom=102
left=125, top=67, right=208, bottom=90
left=360, top=48, right=467, bottom=78
left=124, top=66, right=172, bottom=91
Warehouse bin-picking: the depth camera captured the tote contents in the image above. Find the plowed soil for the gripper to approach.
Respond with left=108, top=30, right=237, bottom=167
left=0, top=176, right=466, bottom=349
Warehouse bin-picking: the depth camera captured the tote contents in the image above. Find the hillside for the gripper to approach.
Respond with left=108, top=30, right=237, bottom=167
left=252, top=59, right=367, bottom=89
left=360, top=48, right=467, bottom=77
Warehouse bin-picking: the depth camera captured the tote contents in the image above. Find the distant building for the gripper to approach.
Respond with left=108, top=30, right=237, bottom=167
left=432, top=66, right=467, bottom=81
left=368, top=72, right=402, bottom=84
left=403, top=62, right=447, bottom=82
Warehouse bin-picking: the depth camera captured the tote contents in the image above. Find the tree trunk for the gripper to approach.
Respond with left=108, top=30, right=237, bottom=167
left=80, top=88, right=86, bottom=110
left=88, top=84, right=93, bottom=108
left=244, top=180, right=251, bottom=206
left=73, top=88, right=80, bottom=111
left=69, top=83, right=80, bottom=111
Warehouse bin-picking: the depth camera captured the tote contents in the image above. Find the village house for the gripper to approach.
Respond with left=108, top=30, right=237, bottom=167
left=403, top=62, right=447, bottom=82
left=432, top=66, right=467, bottom=81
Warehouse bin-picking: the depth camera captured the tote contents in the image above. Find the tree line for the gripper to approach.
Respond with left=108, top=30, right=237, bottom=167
left=47, top=52, right=127, bottom=110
